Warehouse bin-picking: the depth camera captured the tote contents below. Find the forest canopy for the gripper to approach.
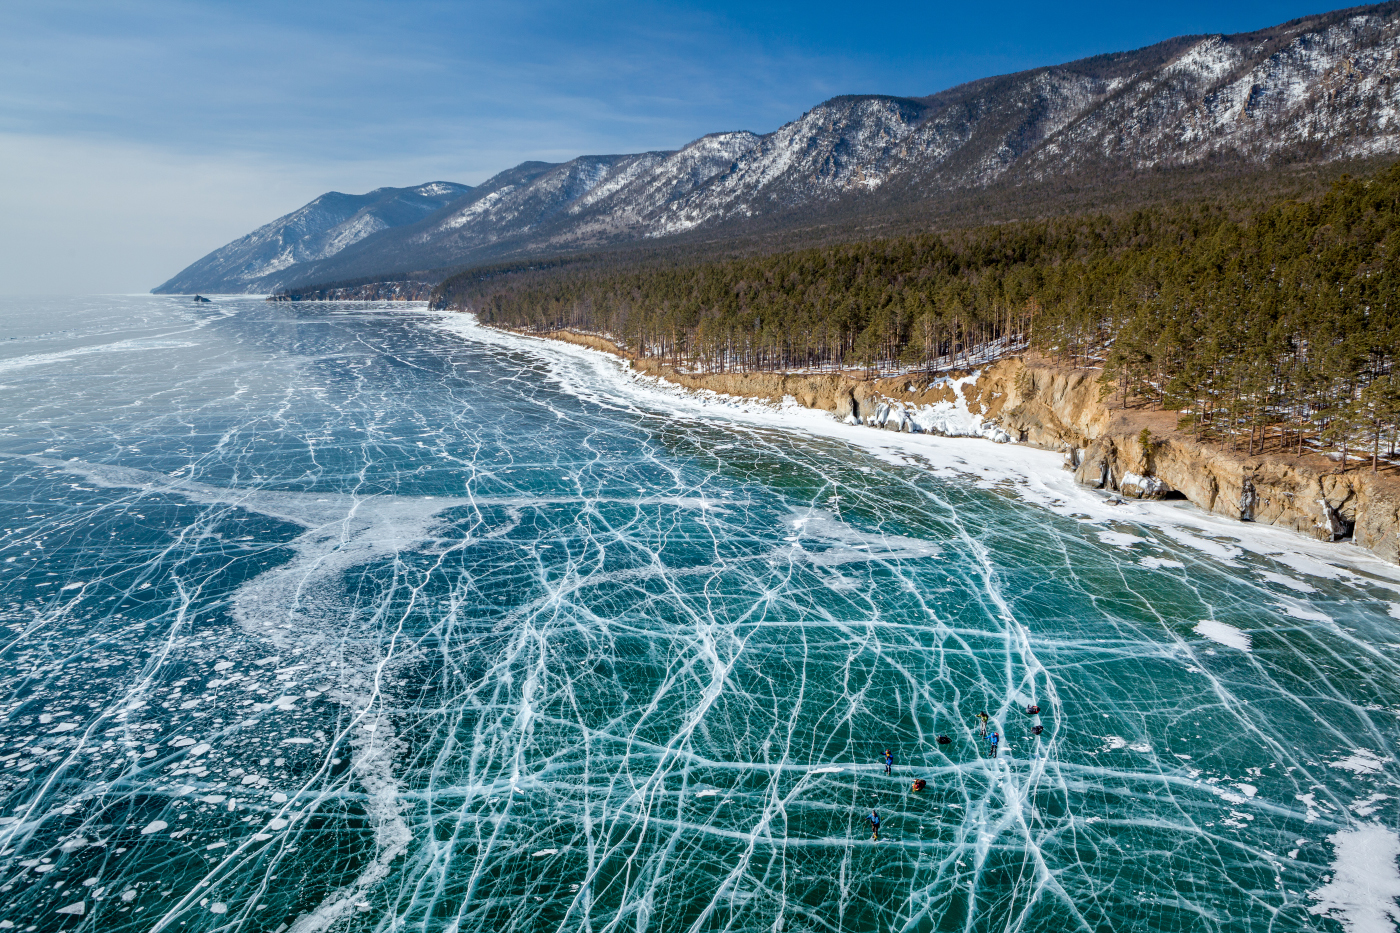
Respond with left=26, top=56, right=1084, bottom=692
left=434, top=163, right=1400, bottom=463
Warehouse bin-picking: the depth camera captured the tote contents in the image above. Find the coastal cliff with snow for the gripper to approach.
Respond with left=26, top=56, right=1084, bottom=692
left=530, top=326, right=1400, bottom=566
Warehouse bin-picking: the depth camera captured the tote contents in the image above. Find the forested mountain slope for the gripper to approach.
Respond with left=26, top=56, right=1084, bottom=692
left=159, top=2, right=1400, bottom=294
left=152, top=182, right=471, bottom=294
left=441, top=163, right=1400, bottom=468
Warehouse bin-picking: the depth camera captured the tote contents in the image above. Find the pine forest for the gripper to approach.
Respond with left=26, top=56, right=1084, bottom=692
left=435, top=164, right=1400, bottom=469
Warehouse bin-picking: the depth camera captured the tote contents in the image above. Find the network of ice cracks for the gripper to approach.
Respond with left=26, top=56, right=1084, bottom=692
left=0, top=296, right=1397, bottom=933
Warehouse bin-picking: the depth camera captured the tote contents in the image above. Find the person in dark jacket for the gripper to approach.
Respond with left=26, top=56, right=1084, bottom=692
left=868, top=809, right=881, bottom=840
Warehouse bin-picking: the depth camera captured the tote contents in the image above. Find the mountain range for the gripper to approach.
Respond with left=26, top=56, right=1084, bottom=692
left=154, top=182, right=471, bottom=295
left=154, top=2, right=1400, bottom=295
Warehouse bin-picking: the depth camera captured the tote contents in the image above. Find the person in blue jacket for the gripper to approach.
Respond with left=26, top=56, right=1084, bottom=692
left=883, top=749, right=893, bottom=775
left=868, top=809, right=881, bottom=840
left=988, top=731, right=1000, bottom=758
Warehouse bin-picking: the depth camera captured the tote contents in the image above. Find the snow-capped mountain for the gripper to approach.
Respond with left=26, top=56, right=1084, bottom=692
left=152, top=182, right=471, bottom=294
left=156, top=3, right=1400, bottom=294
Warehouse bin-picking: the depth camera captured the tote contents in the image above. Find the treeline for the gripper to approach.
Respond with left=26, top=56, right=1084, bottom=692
left=435, top=164, right=1400, bottom=467
left=270, top=280, right=434, bottom=302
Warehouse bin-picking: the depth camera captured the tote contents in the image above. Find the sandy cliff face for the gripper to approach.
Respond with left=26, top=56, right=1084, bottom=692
left=1074, top=435, right=1400, bottom=563
left=531, top=327, right=1400, bottom=564
left=923, top=355, right=1400, bottom=563
left=955, top=355, right=1400, bottom=563
left=949, top=358, right=1108, bottom=449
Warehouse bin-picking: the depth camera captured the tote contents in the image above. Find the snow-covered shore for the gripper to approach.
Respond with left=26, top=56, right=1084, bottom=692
left=431, top=310, right=1400, bottom=591
left=858, top=371, right=1013, bottom=443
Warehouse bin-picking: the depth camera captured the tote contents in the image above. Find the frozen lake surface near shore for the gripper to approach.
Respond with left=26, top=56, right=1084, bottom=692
left=0, top=296, right=1396, bottom=932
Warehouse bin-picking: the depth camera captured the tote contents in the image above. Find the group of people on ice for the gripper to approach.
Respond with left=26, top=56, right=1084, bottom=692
left=866, top=705, right=1043, bottom=840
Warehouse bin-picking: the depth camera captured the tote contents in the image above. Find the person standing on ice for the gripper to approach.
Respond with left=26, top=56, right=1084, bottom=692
left=976, top=712, right=989, bottom=736
left=883, top=749, right=893, bottom=775
left=868, top=809, right=881, bottom=840
left=988, top=731, right=999, bottom=758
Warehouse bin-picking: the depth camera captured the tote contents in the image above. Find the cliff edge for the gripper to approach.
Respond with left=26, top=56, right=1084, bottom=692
left=525, top=326, right=1400, bottom=565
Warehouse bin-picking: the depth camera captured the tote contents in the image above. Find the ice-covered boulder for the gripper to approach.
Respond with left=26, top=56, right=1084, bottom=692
left=1119, top=471, right=1172, bottom=500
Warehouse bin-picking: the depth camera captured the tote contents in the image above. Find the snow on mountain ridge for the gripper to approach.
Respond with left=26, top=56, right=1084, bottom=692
left=1167, top=36, right=1244, bottom=85
left=156, top=3, right=1400, bottom=295
left=319, top=213, right=390, bottom=258
left=442, top=186, right=516, bottom=231
left=152, top=182, right=472, bottom=294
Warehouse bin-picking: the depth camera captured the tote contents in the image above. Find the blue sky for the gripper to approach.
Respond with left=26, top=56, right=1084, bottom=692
left=0, top=0, right=1358, bottom=293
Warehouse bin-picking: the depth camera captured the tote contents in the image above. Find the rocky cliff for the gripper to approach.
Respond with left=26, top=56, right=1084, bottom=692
left=533, top=326, right=1400, bottom=564
left=885, top=358, right=1400, bottom=564
left=1073, top=435, right=1400, bottom=563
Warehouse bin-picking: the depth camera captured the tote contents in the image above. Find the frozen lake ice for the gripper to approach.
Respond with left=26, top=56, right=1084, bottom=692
left=0, top=295, right=1397, bottom=931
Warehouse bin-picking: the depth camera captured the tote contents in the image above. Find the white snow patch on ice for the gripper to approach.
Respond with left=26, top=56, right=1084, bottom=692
left=1331, top=749, right=1393, bottom=776
left=1098, top=531, right=1147, bottom=548
left=0, top=339, right=196, bottom=376
left=1270, top=551, right=1354, bottom=582
left=1353, top=793, right=1390, bottom=817
left=1309, top=824, right=1400, bottom=933
left=1194, top=620, right=1252, bottom=652
left=1160, top=527, right=1242, bottom=563
left=1259, top=571, right=1316, bottom=593
left=1276, top=602, right=1335, bottom=624
left=781, top=510, right=939, bottom=567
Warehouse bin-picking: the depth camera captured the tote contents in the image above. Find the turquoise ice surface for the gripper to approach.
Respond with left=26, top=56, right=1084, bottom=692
left=0, top=296, right=1396, bottom=932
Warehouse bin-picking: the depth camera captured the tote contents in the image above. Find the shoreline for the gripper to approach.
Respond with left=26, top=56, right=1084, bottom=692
left=427, top=310, right=1400, bottom=587
left=422, top=305, right=1400, bottom=927
left=469, top=317, right=1400, bottom=570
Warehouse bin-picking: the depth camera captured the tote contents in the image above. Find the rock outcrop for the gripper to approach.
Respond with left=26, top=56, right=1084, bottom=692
left=1074, top=434, right=1400, bottom=562
left=528, top=326, right=1400, bottom=564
